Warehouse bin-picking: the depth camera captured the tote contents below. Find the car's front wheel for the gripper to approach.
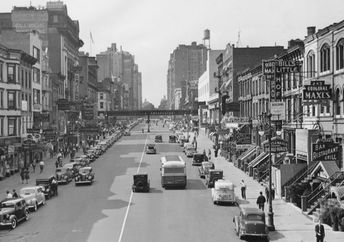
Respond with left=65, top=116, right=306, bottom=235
left=10, top=217, right=17, bottom=229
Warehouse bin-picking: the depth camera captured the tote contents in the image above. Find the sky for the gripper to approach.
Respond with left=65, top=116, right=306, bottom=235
left=1, top=0, right=344, bottom=106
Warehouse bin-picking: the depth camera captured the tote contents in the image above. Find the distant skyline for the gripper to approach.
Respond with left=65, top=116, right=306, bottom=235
left=1, top=0, right=344, bottom=106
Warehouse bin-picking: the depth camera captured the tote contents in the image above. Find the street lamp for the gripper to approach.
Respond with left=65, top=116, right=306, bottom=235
left=258, top=112, right=275, bottom=231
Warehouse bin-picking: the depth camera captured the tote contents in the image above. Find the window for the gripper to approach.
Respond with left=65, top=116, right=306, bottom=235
left=33, top=89, right=40, bottom=104
left=100, top=102, right=104, bottom=109
left=28, top=94, right=32, bottom=112
left=33, top=46, right=40, bottom=63
left=0, top=62, right=3, bottom=81
left=33, top=68, right=40, bottom=83
left=320, top=44, right=331, bottom=72
left=307, top=52, right=315, bottom=77
left=0, top=117, right=3, bottom=136
left=335, top=88, right=341, bottom=115
left=336, top=39, right=344, bottom=70
left=100, top=93, right=104, bottom=100
left=53, top=15, right=58, bottom=23
left=8, top=91, right=16, bottom=109
left=0, top=89, right=3, bottom=108
left=28, top=71, right=31, bottom=88
left=8, top=117, right=16, bottom=136
left=7, top=64, right=16, bottom=83
left=25, top=71, right=28, bottom=88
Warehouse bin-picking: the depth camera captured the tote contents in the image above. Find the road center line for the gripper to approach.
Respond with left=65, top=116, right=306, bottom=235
left=118, top=133, right=148, bottom=242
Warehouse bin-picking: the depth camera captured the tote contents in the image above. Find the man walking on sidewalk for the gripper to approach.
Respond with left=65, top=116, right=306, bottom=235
left=256, top=192, right=266, bottom=211
left=315, top=220, right=325, bottom=242
left=39, top=160, right=45, bottom=173
left=240, top=180, right=246, bottom=199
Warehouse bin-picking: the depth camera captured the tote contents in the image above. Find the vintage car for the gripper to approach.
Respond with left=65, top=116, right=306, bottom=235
left=85, top=150, right=97, bottom=162
left=36, top=176, right=58, bottom=199
left=70, top=157, right=89, bottom=167
left=19, top=186, right=46, bottom=211
left=234, top=207, right=269, bottom=240
left=146, top=144, right=157, bottom=154
left=205, top=169, right=223, bottom=188
left=192, top=153, right=208, bottom=166
left=0, top=198, right=29, bottom=229
left=178, top=135, right=189, bottom=145
left=198, top=161, right=215, bottom=178
left=211, top=179, right=236, bottom=205
left=63, top=162, right=82, bottom=178
left=55, top=167, right=73, bottom=184
left=168, top=135, right=177, bottom=143
left=75, top=167, right=95, bottom=185
left=155, top=135, right=163, bottom=143
left=185, top=146, right=197, bottom=157
left=132, top=173, right=150, bottom=192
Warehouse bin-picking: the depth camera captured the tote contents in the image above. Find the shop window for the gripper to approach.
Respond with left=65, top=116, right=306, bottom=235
left=8, top=117, right=16, bottom=136
left=8, top=91, right=16, bottom=109
left=307, top=51, right=315, bottom=77
left=320, top=44, right=331, bottom=72
left=7, top=64, right=16, bottom=83
left=336, top=39, right=344, bottom=70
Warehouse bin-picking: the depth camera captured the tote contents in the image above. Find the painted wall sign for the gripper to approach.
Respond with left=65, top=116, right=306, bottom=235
left=312, top=141, right=341, bottom=162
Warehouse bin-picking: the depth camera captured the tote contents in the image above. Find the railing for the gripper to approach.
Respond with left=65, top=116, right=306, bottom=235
left=304, top=171, right=344, bottom=214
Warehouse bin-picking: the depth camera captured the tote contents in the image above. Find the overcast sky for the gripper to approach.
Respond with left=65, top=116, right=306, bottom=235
left=2, top=0, right=344, bottom=106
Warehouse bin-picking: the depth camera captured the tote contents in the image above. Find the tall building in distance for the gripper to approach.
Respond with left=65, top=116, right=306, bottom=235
left=167, top=41, right=207, bottom=109
left=96, top=43, right=142, bottom=110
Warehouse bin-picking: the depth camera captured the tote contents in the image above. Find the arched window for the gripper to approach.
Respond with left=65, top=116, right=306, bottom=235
left=335, top=88, right=341, bottom=115
left=320, top=44, right=331, bottom=72
left=307, top=51, right=315, bottom=77
left=336, top=39, right=344, bottom=70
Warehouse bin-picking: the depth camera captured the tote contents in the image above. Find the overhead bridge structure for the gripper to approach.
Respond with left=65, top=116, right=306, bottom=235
left=98, top=109, right=198, bottom=117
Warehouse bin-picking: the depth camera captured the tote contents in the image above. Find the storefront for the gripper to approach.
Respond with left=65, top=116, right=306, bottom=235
left=0, top=137, right=22, bottom=178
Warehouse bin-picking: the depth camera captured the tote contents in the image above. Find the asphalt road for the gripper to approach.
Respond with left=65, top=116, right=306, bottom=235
left=0, top=123, right=262, bottom=242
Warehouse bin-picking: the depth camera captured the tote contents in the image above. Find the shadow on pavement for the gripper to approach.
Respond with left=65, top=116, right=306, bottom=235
left=268, top=230, right=285, bottom=241
left=186, top=179, right=207, bottom=190
left=110, top=199, right=134, bottom=210
left=236, top=198, right=250, bottom=205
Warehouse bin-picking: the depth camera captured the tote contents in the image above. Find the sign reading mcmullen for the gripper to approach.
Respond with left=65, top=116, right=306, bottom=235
left=303, top=81, right=332, bottom=100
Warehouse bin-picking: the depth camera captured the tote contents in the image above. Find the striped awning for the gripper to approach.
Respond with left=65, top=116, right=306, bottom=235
left=248, top=152, right=269, bottom=168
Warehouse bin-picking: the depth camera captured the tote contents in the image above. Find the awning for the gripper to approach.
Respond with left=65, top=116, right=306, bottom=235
left=248, top=152, right=269, bottom=168
left=238, top=146, right=256, bottom=161
left=311, top=160, right=340, bottom=178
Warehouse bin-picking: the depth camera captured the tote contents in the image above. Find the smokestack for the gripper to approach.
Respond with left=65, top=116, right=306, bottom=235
left=307, top=26, right=316, bottom=36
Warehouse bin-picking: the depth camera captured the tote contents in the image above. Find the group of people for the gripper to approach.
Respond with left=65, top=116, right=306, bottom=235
left=6, top=189, right=18, bottom=199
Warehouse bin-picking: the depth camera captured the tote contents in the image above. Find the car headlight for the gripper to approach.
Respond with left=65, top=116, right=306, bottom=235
left=88, top=176, right=92, bottom=179
left=75, top=177, right=79, bottom=180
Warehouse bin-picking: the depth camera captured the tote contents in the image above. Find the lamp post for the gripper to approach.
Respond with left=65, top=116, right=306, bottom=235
left=258, top=112, right=275, bottom=231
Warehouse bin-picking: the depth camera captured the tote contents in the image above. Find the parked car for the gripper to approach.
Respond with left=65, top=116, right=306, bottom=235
left=19, top=186, right=46, bottom=211
left=55, top=167, right=73, bottom=184
left=205, top=169, right=223, bottom=188
left=192, top=153, right=208, bottom=166
left=185, top=146, right=197, bottom=157
left=0, top=198, right=29, bottom=229
left=169, top=135, right=177, bottom=143
left=233, top=207, right=269, bottom=240
left=75, top=167, right=94, bottom=185
left=198, top=161, right=215, bottom=178
left=70, top=157, right=89, bottom=167
left=36, top=176, right=58, bottom=199
left=211, top=179, right=236, bottom=205
left=63, top=162, right=82, bottom=178
left=155, top=135, right=163, bottom=143
left=132, top=174, right=150, bottom=192
left=146, top=144, right=157, bottom=154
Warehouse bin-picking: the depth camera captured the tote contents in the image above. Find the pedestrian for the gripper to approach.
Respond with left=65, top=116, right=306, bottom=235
left=240, top=180, right=246, bottom=199
left=256, top=191, right=266, bottom=211
left=214, top=145, right=219, bottom=158
left=208, top=149, right=211, bottom=161
left=31, top=161, right=36, bottom=173
left=315, top=219, right=325, bottom=242
left=50, top=148, right=54, bottom=158
left=51, top=177, right=58, bottom=196
left=265, top=186, right=270, bottom=203
left=20, top=168, right=25, bottom=184
left=39, top=160, right=45, bottom=173
left=6, top=190, right=13, bottom=199
left=12, top=189, right=18, bottom=198
left=24, top=168, right=30, bottom=184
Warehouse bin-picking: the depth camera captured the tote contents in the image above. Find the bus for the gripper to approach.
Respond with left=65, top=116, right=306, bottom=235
left=160, top=155, right=187, bottom=189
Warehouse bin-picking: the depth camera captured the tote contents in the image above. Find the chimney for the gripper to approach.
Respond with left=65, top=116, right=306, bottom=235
left=111, top=43, right=117, bottom=51
left=307, top=26, right=316, bottom=36
left=191, top=41, right=197, bottom=46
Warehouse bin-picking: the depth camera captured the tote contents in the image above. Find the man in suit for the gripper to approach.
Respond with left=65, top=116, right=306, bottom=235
left=315, top=220, right=325, bottom=242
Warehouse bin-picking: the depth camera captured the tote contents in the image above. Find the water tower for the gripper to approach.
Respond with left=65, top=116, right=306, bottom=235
left=203, top=29, right=210, bottom=49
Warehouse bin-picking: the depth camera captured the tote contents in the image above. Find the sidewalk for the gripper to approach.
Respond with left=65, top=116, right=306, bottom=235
left=194, top=130, right=344, bottom=242
left=0, top=148, right=84, bottom=201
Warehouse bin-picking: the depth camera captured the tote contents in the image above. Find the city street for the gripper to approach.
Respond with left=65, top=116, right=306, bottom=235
left=0, top=123, right=251, bottom=242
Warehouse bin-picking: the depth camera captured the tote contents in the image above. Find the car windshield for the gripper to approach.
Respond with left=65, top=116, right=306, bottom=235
left=0, top=202, right=15, bottom=208
left=80, top=169, right=91, bottom=174
left=20, top=188, right=35, bottom=195
left=247, top=214, right=263, bottom=221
